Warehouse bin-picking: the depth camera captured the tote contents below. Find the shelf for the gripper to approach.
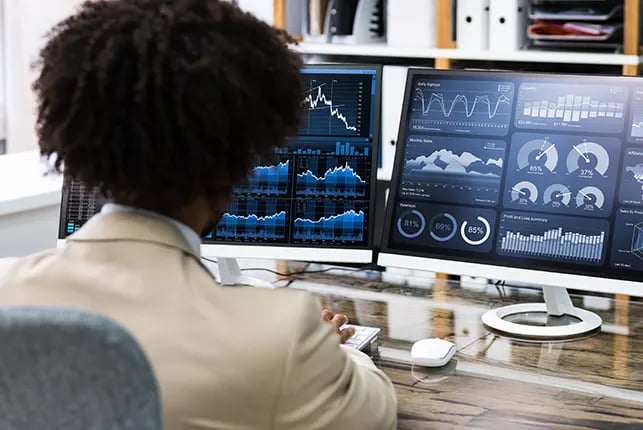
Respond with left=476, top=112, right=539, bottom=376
left=295, top=42, right=641, bottom=66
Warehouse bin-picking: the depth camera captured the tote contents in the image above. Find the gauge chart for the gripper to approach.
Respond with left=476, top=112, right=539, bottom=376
left=410, top=78, right=514, bottom=136
left=575, top=186, right=605, bottom=212
left=391, top=202, right=495, bottom=253
left=516, top=137, right=559, bottom=174
left=610, top=208, right=643, bottom=271
left=514, top=82, right=627, bottom=133
left=509, top=181, right=539, bottom=207
left=543, top=184, right=572, bottom=208
left=566, top=141, right=610, bottom=179
left=397, top=209, right=426, bottom=239
left=504, top=133, right=619, bottom=217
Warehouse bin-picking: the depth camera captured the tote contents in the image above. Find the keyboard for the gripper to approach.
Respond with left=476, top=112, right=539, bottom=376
left=342, top=324, right=381, bottom=352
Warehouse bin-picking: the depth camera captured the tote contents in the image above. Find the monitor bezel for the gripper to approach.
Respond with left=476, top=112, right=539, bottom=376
left=379, top=67, right=643, bottom=296
left=202, top=63, right=383, bottom=262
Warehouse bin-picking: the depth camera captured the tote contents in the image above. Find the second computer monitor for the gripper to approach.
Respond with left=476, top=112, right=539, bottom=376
left=201, top=64, right=382, bottom=263
left=379, top=68, right=642, bottom=297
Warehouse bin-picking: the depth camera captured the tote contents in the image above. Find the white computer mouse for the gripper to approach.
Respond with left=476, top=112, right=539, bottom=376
left=411, top=338, right=456, bottom=367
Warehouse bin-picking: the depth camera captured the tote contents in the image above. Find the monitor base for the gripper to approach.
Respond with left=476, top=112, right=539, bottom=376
left=216, top=258, right=274, bottom=288
left=481, top=286, right=602, bottom=340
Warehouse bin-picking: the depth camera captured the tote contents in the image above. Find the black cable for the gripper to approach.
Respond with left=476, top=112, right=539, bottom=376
left=494, top=279, right=506, bottom=299
left=200, top=256, right=370, bottom=277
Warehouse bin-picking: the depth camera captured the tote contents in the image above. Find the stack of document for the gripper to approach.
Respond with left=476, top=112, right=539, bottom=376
left=527, top=0, right=623, bottom=50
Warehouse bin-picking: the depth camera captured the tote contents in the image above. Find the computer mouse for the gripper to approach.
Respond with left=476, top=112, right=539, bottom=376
left=411, top=338, right=456, bottom=367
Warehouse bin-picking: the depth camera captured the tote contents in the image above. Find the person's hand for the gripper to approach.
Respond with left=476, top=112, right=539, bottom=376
left=321, top=309, right=355, bottom=344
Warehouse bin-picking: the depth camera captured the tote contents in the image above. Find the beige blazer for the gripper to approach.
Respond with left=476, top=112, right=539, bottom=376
left=0, top=212, right=397, bottom=429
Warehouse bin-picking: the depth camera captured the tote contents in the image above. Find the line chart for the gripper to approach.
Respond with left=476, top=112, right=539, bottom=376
left=300, top=73, right=373, bottom=138
left=303, top=84, right=356, bottom=132
left=414, top=89, right=512, bottom=120
left=410, top=78, right=514, bottom=136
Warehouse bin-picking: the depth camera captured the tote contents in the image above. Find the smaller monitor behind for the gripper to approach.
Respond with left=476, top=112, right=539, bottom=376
left=201, top=64, right=382, bottom=264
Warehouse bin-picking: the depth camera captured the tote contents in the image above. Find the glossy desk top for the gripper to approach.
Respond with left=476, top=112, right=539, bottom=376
left=288, top=275, right=643, bottom=430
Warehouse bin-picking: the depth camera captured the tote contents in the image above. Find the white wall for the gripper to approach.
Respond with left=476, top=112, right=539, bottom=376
left=4, top=0, right=84, bottom=154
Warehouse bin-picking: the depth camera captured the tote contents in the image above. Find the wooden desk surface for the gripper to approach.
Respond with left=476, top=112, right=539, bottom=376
left=289, top=276, right=643, bottom=430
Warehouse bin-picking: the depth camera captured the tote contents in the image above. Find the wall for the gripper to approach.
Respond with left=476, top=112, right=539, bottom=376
left=4, top=0, right=84, bottom=154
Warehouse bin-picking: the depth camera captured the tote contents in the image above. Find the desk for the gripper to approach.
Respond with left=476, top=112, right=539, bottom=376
left=289, top=276, right=643, bottom=430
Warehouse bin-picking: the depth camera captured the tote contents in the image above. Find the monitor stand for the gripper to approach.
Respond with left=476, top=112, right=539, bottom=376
left=481, top=286, right=602, bottom=340
left=216, top=258, right=274, bottom=288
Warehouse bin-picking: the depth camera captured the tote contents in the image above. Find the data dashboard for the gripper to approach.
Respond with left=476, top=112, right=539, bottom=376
left=204, top=66, right=380, bottom=248
left=385, top=70, right=643, bottom=281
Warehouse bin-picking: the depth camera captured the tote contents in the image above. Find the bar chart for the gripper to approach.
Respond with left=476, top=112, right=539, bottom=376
left=497, top=212, right=609, bottom=265
left=515, top=82, right=627, bottom=133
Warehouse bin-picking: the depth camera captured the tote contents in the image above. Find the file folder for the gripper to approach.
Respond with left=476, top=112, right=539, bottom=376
left=489, top=0, right=528, bottom=51
left=457, top=0, right=490, bottom=50
left=387, top=0, right=435, bottom=47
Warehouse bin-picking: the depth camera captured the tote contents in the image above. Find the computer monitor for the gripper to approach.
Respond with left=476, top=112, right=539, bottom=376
left=58, top=64, right=382, bottom=285
left=200, top=64, right=381, bottom=261
left=378, top=68, right=643, bottom=339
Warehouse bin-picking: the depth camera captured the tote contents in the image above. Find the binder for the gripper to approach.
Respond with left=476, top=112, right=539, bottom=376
left=457, top=0, right=490, bottom=50
left=379, top=66, right=408, bottom=181
left=387, top=0, right=435, bottom=47
left=489, top=0, right=528, bottom=51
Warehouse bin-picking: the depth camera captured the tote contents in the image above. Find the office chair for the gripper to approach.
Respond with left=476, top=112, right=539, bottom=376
left=0, top=306, right=162, bottom=430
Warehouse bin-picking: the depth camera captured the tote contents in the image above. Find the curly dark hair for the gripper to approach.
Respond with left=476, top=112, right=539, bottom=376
left=35, top=0, right=303, bottom=213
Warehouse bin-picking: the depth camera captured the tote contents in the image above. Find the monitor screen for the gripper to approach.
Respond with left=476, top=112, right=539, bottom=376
left=380, top=68, right=643, bottom=287
left=202, top=64, right=381, bottom=254
left=59, top=64, right=381, bottom=261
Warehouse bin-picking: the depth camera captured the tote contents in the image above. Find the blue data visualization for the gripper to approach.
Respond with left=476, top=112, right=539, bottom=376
left=410, top=78, right=514, bottom=136
left=300, top=73, right=374, bottom=139
left=400, top=135, right=505, bottom=206
left=497, top=212, right=609, bottom=265
left=293, top=201, right=368, bottom=243
left=619, top=148, right=643, bottom=207
left=391, top=202, right=496, bottom=253
left=215, top=198, right=289, bottom=242
left=296, top=156, right=368, bottom=197
left=284, top=141, right=370, bottom=157
left=61, top=181, right=106, bottom=237
left=504, top=133, right=620, bottom=217
left=234, top=158, right=290, bottom=195
left=610, top=208, right=643, bottom=271
left=514, top=82, right=627, bottom=134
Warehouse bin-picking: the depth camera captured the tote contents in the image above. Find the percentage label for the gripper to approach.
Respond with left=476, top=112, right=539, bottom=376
left=397, top=210, right=426, bottom=239
left=435, top=223, right=453, bottom=232
left=404, top=219, right=421, bottom=229
left=467, top=226, right=486, bottom=235
left=430, top=213, right=458, bottom=243
left=529, top=165, right=544, bottom=173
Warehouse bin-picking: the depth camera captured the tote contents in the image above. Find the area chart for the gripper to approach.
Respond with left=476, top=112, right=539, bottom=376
left=215, top=199, right=288, bottom=241
left=234, top=159, right=290, bottom=195
left=401, top=136, right=505, bottom=206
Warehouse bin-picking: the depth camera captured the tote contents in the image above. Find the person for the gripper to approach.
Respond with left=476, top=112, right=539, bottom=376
left=0, top=0, right=397, bottom=428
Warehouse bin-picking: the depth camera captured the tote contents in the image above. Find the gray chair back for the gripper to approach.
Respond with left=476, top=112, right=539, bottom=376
left=0, top=306, right=162, bottom=430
